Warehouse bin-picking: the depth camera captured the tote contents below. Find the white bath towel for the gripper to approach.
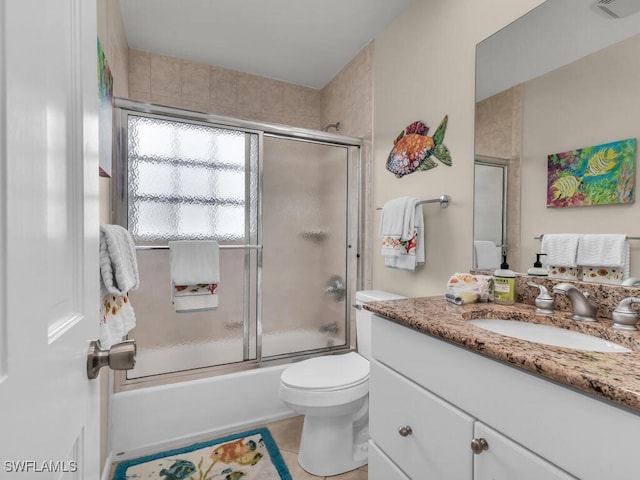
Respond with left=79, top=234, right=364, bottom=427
left=99, top=224, right=139, bottom=348
left=474, top=240, right=502, bottom=270
left=100, top=224, right=139, bottom=296
left=540, top=234, right=579, bottom=268
left=577, top=234, right=629, bottom=278
left=169, top=240, right=220, bottom=313
left=380, top=197, right=417, bottom=242
left=380, top=197, right=424, bottom=271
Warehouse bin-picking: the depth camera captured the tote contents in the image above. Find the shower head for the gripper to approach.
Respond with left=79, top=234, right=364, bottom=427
left=322, top=122, right=341, bottom=132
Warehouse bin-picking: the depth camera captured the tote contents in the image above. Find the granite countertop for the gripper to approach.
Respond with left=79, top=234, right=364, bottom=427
left=364, top=296, right=640, bottom=413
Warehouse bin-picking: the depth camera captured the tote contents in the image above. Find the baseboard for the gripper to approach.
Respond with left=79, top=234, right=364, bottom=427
left=100, top=452, right=113, bottom=480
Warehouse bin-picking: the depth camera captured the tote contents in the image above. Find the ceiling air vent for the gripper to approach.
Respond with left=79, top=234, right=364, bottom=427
left=594, top=0, right=640, bottom=18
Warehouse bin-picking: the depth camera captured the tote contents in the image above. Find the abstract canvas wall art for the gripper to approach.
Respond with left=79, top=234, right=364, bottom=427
left=547, top=138, right=636, bottom=207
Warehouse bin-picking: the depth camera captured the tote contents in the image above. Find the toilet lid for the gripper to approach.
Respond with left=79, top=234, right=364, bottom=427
left=281, top=352, right=369, bottom=391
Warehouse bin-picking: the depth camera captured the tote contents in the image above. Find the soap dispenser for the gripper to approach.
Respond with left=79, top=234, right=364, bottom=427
left=527, top=253, right=548, bottom=277
left=493, top=255, right=516, bottom=304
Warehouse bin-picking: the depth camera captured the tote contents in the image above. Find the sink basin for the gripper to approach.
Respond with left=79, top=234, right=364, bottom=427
left=469, top=319, right=631, bottom=353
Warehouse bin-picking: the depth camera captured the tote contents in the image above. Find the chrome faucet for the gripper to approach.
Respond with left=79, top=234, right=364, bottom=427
left=612, top=297, right=640, bottom=331
left=552, top=283, right=597, bottom=322
left=526, top=281, right=554, bottom=314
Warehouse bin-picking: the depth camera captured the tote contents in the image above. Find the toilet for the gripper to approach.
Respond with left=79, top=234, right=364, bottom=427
left=278, top=290, right=405, bottom=476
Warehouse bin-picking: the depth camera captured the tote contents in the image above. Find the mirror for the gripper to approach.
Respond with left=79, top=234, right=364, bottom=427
left=474, top=0, right=640, bottom=280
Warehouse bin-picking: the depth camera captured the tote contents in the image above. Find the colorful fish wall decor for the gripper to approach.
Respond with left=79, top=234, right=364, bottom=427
left=547, top=138, right=636, bottom=208
left=386, top=116, right=451, bottom=177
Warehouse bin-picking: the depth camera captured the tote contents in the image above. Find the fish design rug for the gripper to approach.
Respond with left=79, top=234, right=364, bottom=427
left=112, top=428, right=292, bottom=480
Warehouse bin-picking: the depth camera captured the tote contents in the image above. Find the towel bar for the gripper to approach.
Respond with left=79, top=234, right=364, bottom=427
left=376, top=194, right=450, bottom=210
left=135, top=244, right=262, bottom=250
left=534, top=235, right=640, bottom=240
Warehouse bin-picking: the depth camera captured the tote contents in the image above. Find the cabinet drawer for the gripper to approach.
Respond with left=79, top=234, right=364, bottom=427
left=370, top=360, right=474, bottom=480
left=473, top=422, right=577, bottom=480
left=368, top=440, right=411, bottom=480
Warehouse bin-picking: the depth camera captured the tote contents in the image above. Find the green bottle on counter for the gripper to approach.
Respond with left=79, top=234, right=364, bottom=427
left=493, top=255, right=516, bottom=304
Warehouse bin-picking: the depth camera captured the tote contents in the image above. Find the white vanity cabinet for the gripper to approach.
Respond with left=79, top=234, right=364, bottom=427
left=369, top=314, right=640, bottom=480
left=472, top=422, right=575, bottom=480
left=369, top=360, right=474, bottom=479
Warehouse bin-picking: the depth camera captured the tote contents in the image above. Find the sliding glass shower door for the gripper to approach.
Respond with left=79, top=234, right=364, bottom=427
left=114, top=102, right=358, bottom=383
left=261, top=136, right=351, bottom=357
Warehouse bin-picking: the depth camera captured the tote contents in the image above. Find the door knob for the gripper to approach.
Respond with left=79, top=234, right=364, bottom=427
left=471, top=437, right=489, bottom=454
left=87, top=339, right=136, bottom=379
left=398, top=426, right=413, bottom=437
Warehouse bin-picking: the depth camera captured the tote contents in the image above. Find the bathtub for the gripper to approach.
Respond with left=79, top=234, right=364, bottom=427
left=128, top=329, right=344, bottom=378
left=110, top=329, right=346, bottom=458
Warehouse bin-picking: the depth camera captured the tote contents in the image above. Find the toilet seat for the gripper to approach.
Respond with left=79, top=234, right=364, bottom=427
left=279, top=352, right=370, bottom=408
left=281, top=352, right=369, bottom=392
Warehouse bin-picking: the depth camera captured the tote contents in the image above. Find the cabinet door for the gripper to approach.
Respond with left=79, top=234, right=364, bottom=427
left=473, top=422, right=577, bottom=480
left=370, top=361, right=474, bottom=480
left=368, top=440, right=411, bottom=480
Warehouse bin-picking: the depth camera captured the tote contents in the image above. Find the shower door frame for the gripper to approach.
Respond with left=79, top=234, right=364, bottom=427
left=111, top=98, right=362, bottom=390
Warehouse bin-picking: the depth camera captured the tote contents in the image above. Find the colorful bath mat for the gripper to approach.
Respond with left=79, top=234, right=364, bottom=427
left=112, top=427, right=292, bottom=480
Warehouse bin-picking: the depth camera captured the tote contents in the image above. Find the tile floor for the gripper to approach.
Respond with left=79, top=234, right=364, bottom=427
left=110, top=415, right=368, bottom=480
left=267, top=416, right=368, bottom=480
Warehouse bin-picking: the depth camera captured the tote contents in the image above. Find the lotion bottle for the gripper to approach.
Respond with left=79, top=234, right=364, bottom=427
left=527, top=253, right=548, bottom=277
left=493, top=255, right=516, bottom=304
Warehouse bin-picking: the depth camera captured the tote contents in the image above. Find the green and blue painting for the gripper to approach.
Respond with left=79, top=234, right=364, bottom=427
left=547, top=138, right=636, bottom=208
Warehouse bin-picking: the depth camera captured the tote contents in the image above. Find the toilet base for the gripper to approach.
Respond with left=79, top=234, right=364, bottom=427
left=296, top=399, right=369, bottom=476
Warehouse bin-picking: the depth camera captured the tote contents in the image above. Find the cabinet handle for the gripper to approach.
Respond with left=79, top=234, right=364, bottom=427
left=471, top=437, right=489, bottom=454
left=398, top=426, right=413, bottom=437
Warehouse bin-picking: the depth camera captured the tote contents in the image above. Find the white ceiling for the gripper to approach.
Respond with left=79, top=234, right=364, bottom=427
left=119, top=0, right=414, bottom=89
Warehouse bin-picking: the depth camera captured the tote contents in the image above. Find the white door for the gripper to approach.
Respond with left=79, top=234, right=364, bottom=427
left=0, top=1, right=101, bottom=478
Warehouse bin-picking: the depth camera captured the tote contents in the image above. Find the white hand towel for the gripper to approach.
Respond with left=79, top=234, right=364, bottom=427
left=169, top=240, right=220, bottom=313
left=382, top=203, right=425, bottom=271
left=577, top=234, right=629, bottom=278
left=540, top=234, right=579, bottom=267
left=474, top=240, right=501, bottom=270
left=99, top=224, right=139, bottom=348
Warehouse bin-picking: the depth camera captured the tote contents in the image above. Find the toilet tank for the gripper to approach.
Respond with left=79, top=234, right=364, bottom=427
left=354, top=290, right=406, bottom=360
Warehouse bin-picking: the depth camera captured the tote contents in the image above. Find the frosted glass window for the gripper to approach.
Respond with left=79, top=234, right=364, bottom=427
left=127, top=115, right=254, bottom=242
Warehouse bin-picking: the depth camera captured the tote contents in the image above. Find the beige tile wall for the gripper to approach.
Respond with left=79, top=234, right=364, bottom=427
left=128, top=50, right=323, bottom=130
left=321, top=42, right=374, bottom=291
left=475, top=85, right=523, bottom=271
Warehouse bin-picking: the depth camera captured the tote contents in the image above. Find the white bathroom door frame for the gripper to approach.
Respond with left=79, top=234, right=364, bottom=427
left=0, top=1, right=101, bottom=478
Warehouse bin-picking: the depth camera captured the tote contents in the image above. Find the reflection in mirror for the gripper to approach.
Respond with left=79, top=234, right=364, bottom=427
left=473, top=157, right=507, bottom=270
left=474, top=0, right=640, bottom=280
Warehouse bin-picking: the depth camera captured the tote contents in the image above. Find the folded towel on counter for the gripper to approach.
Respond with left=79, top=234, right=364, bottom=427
left=577, top=234, right=629, bottom=282
left=473, top=240, right=502, bottom=270
left=99, top=225, right=140, bottom=348
left=380, top=197, right=424, bottom=271
left=540, top=234, right=579, bottom=267
left=169, top=240, right=220, bottom=313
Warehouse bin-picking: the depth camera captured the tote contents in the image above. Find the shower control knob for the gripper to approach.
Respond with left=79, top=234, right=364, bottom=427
left=471, top=437, right=489, bottom=454
left=398, top=426, right=413, bottom=437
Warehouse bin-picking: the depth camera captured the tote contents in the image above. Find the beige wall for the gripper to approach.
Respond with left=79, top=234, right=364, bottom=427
left=372, top=0, right=544, bottom=297
left=520, top=32, right=640, bottom=277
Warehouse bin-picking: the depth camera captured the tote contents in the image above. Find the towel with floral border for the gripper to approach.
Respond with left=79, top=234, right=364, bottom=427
left=169, top=240, right=220, bottom=313
left=380, top=196, right=424, bottom=271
